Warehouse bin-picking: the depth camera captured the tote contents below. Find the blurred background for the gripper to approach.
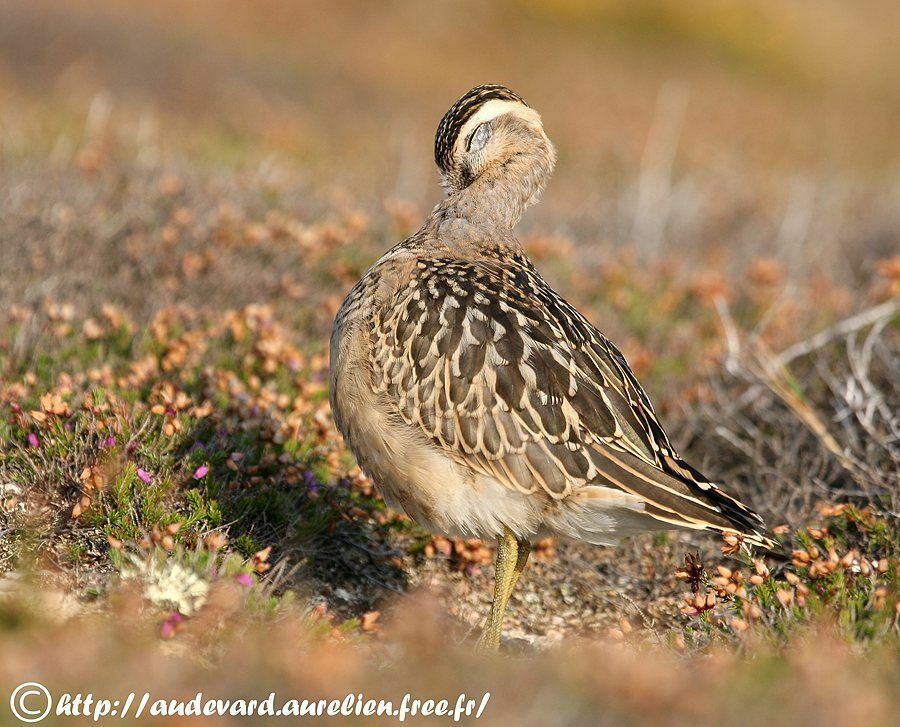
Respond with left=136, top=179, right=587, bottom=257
left=0, top=3, right=898, bottom=722
left=3, top=0, right=899, bottom=360
left=4, top=0, right=900, bottom=258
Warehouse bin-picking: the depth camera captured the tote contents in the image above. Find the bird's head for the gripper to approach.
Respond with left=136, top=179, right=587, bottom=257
left=434, top=85, right=556, bottom=207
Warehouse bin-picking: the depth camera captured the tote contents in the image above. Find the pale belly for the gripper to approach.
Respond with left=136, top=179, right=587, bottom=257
left=328, top=273, right=544, bottom=540
left=336, top=376, right=548, bottom=540
left=334, top=368, right=657, bottom=544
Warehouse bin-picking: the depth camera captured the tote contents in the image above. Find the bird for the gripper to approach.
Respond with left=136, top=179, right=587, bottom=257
left=329, top=84, right=776, bottom=651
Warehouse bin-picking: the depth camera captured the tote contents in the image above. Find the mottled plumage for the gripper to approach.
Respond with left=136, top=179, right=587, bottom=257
left=374, top=252, right=773, bottom=539
left=330, top=85, right=775, bottom=648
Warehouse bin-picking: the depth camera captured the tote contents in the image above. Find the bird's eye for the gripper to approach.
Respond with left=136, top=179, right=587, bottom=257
left=466, top=122, right=492, bottom=153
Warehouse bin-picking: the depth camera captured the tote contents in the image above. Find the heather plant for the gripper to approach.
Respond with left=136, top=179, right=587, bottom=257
left=1, top=1, right=898, bottom=722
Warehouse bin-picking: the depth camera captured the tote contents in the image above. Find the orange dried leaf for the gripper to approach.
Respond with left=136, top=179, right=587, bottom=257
left=360, top=611, right=381, bottom=633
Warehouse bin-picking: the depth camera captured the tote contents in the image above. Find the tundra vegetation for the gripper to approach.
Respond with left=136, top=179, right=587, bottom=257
left=0, top=1, right=897, bottom=723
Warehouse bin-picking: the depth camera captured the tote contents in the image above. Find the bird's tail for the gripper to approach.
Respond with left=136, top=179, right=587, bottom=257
left=589, top=443, right=781, bottom=554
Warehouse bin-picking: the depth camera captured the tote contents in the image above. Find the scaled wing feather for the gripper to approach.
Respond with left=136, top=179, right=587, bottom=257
left=371, top=254, right=774, bottom=547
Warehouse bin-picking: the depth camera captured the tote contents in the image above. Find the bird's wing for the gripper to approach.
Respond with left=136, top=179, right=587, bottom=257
left=372, top=254, right=774, bottom=547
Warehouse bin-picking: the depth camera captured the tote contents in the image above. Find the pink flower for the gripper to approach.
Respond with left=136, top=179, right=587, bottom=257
left=101, top=435, right=116, bottom=448
left=136, top=468, right=152, bottom=484
left=160, top=611, right=184, bottom=640
left=193, top=465, right=209, bottom=480
left=26, top=432, right=39, bottom=447
left=235, top=573, right=253, bottom=588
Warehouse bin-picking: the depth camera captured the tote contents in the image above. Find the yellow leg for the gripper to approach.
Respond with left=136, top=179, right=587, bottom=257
left=477, top=528, right=531, bottom=652
left=507, top=538, right=531, bottom=600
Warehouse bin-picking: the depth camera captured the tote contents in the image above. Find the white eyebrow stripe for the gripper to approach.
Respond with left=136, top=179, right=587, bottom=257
left=454, top=100, right=542, bottom=155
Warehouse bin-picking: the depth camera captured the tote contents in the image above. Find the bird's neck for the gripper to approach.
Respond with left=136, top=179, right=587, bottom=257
left=439, top=142, right=556, bottom=231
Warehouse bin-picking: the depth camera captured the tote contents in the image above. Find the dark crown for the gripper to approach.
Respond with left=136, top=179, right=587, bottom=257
left=434, top=85, right=527, bottom=174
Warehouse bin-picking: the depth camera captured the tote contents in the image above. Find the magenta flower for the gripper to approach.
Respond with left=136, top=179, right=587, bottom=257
left=136, top=468, right=152, bottom=484
left=193, top=465, right=209, bottom=480
left=160, top=611, right=184, bottom=640
left=101, top=435, right=116, bottom=448
left=26, top=432, right=39, bottom=448
left=235, top=573, right=253, bottom=588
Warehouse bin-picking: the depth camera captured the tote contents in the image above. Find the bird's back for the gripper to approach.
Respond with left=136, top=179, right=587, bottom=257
left=330, top=220, right=775, bottom=549
left=329, top=82, right=775, bottom=551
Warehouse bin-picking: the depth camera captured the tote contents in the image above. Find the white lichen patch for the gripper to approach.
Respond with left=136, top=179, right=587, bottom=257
left=122, top=555, right=209, bottom=616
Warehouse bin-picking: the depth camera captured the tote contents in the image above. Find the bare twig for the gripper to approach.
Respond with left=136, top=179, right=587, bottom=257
left=774, top=298, right=900, bottom=367
left=750, top=340, right=861, bottom=480
left=711, top=297, right=890, bottom=494
left=714, top=296, right=741, bottom=373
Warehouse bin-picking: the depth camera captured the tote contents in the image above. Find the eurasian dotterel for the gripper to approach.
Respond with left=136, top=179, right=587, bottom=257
left=329, top=84, right=776, bottom=650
